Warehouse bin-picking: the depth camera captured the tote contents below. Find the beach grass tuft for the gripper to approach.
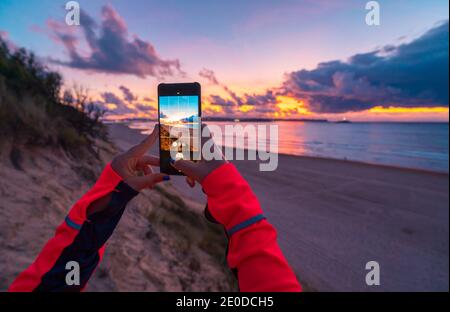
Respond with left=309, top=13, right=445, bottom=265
left=0, top=38, right=106, bottom=156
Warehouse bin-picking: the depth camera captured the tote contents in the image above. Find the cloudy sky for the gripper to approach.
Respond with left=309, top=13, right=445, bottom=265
left=0, top=0, right=448, bottom=121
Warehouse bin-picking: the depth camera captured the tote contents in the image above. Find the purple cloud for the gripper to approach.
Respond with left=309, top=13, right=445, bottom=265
left=200, top=68, right=278, bottom=113
left=99, top=91, right=136, bottom=114
left=48, top=5, right=183, bottom=79
left=95, top=85, right=157, bottom=116
left=203, top=21, right=449, bottom=116
left=119, top=85, right=137, bottom=102
left=244, top=91, right=277, bottom=106
left=199, top=68, right=219, bottom=85
left=282, top=21, right=449, bottom=113
left=209, top=95, right=235, bottom=107
left=134, top=103, right=155, bottom=112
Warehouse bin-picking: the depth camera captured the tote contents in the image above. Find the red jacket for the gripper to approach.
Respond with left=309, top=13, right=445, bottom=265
left=9, top=162, right=301, bottom=292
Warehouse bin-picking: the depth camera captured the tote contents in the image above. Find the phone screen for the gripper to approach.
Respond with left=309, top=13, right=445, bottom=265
left=159, top=94, right=200, bottom=175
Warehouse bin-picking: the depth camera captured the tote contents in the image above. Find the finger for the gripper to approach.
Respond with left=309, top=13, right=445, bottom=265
left=137, top=155, right=160, bottom=168
left=172, top=159, right=199, bottom=177
left=186, top=176, right=195, bottom=188
left=143, top=164, right=153, bottom=175
left=127, top=173, right=169, bottom=191
left=127, top=125, right=159, bottom=157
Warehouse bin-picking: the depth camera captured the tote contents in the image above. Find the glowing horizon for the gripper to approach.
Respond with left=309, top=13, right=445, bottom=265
left=1, top=1, right=448, bottom=122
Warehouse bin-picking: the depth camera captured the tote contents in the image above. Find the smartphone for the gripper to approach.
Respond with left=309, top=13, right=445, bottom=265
left=158, top=82, right=201, bottom=175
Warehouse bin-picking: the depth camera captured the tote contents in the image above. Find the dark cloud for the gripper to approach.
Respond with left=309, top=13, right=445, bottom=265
left=208, top=94, right=236, bottom=115
left=101, top=92, right=122, bottom=105
left=209, top=94, right=235, bottom=107
left=99, top=91, right=136, bottom=114
left=94, top=85, right=155, bottom=116
left=210, top=91, right=277, bottom=108
left=282, top=21, right=449, bottom=113
left=223, top=86, right=245, bottom=106
left=199, top=68, right=244, bottom=106
left=240, top=91, right=279, bottom=115
left=134, top=102, right=155, bottom=112
left=199, top=68, right=219, bottom=85
left=119, top=85, right=137, bottom=102
left=244, top=90, right=277, bottom=106
left=208, top=90, right=279, bottom=116
left=201, top=68, right=278, bottom=114
left=48, top=5, right=183, bottom=78
left=45, top=20, right=79, bottom=60
left=204, top=21, right=449, bottom=116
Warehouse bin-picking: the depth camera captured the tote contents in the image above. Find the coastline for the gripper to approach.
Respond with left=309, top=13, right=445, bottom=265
left=108, top=123, right=449, bottom=291
left=112, top=122, right=449, bottom=175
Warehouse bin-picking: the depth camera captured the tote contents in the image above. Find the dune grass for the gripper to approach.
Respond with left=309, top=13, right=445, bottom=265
left=0, top=38, right=106, bottom=154
left=149, top=185, right=238, bottom=290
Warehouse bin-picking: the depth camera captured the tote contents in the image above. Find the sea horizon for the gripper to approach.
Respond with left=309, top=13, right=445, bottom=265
left=123, top=120, right=449, bottom=174
left=105, top=118, right=450, bottom=124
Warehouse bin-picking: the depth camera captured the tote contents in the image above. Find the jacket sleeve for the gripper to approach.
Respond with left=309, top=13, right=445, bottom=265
left=202, top=163, right=302, bottom=292
left=8, top=163, right=138, bottom=292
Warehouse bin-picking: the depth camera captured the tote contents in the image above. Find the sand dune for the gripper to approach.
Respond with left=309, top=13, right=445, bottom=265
left=0, top=135, right=236, bottom=291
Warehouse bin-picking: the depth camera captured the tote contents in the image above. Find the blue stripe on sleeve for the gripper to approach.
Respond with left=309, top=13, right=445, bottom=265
left=65, top=215, right=82, bottom=231
left=227, top=214, right=266, bottom=236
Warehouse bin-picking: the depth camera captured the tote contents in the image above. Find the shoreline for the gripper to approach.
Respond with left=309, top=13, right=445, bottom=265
left=104, top=119, right=450, bottom=124
left=271, top=152, right=450, bottom=177
left=111, top=122, right=449, bottom=176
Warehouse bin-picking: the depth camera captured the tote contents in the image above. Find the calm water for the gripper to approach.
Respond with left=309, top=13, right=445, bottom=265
left=129, top=121, right=449, bottom=173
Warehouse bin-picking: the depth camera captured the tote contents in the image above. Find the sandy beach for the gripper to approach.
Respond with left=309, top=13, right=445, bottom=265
left=109, top=123, right=449, bottom=292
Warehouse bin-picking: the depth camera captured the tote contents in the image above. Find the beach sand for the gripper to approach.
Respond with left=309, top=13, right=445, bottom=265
left=109, top=123, right=449, bottom=292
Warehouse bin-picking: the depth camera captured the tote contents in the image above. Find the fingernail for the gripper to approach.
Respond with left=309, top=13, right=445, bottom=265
left=163, top=175, right=171, bottom=181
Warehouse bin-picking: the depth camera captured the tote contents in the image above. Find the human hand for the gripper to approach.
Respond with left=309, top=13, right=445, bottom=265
left=171, top=125, right=227, bottom=186
left=111, top=126, right=169, bottom=191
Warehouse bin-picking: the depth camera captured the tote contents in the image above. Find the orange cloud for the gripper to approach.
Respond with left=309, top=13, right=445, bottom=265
left=275, top=95, right=310, bottom=116
left=369, top=106, right=449, bottom=114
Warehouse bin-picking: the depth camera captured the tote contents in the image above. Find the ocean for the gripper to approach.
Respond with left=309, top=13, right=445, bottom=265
left=128, top=121, right=449, bottom=173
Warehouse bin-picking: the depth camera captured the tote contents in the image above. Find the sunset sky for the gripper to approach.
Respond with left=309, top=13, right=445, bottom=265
left=0, top=0, right=448, bottom=121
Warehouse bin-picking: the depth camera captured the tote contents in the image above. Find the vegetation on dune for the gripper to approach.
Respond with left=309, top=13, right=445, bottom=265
left=0, top=38, right=238, bottom=291
left=149, top=184, right=238, bottom=290
left=0, top=38, right=106, bottom=153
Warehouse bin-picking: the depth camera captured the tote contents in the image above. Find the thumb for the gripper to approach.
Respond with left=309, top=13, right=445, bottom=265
left=126, top=173, right=169, bottom=191
left=172, top=159, right=199, bottom=177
